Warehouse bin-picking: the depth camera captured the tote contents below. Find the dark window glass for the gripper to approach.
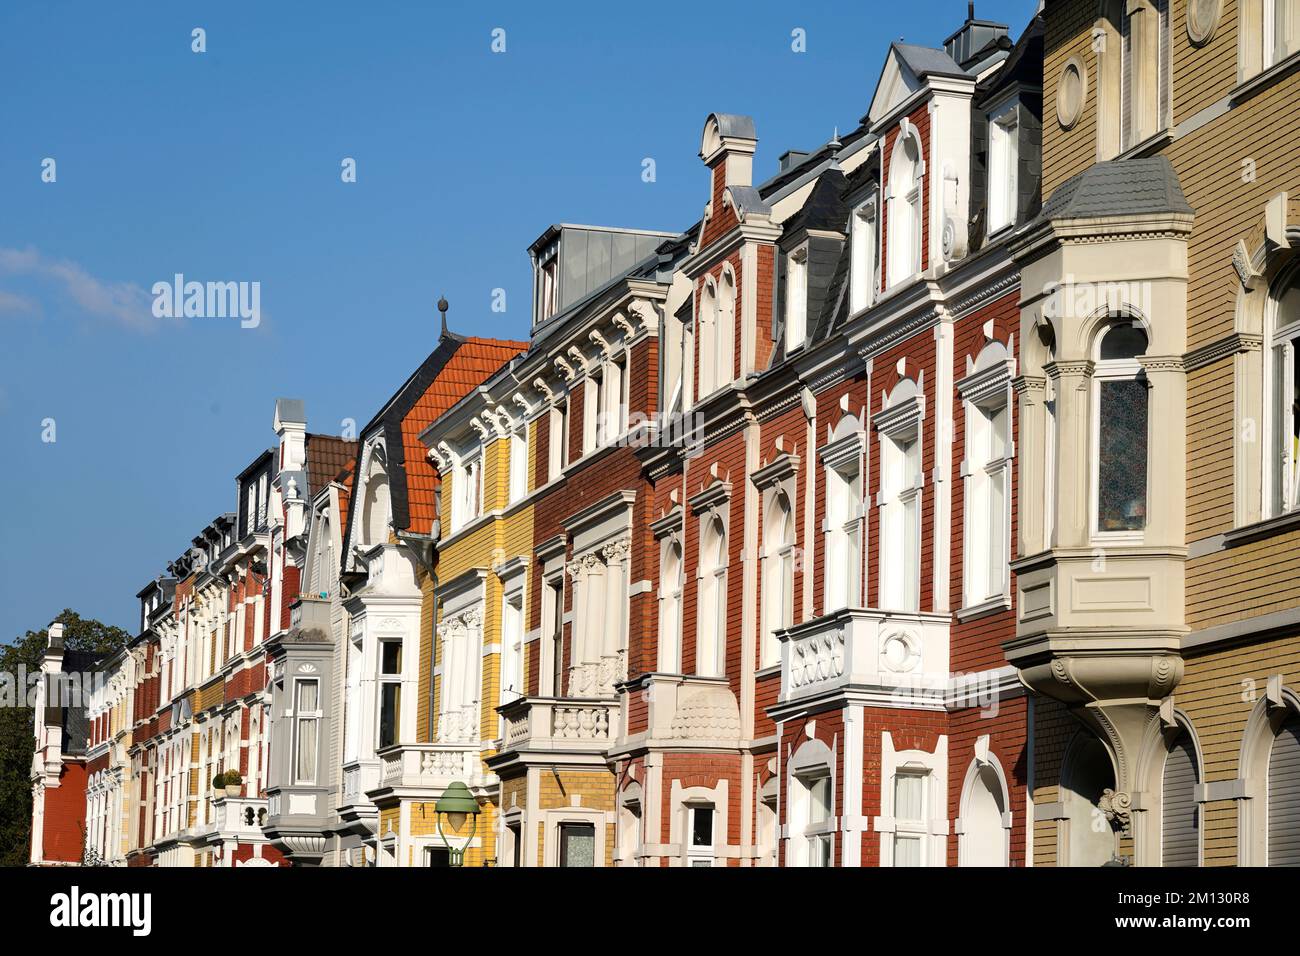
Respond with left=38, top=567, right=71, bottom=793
left=381, top=641, right=401, bottom=676
left=1099, top=323, right=1148, bottom=361
left=691, top=806, right=714, bottom=847
left=550, top=579, right=565, bottom=694
left=1098, top=378, right=1148, bottom=531
left=378, top=683, right=400, bottom=749
left=425, top=846, right=451, bottom=867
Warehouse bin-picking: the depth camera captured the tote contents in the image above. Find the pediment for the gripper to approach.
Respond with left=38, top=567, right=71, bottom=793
left=867, top=48, right=921, bottom=126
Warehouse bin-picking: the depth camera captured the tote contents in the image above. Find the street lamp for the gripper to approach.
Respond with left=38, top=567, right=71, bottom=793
left=435, top=781, right=480, bottom=867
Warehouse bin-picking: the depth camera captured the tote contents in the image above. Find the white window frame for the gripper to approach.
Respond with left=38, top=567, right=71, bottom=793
left=376, top=638, right=403, bottom=750
left=760, top=489, right=796, bottom=669
left=292, top=677, right=322, bottom=785
left=508, top=422, right=529, bottom=504
left=820, top=431, right=867, bottom=612
left=696, top=512, right=728, bottom=679
left=886, top=123, right=924, bottom=289
left=1264, top=273, right=1300, bottom=518
left=657, top=534, right=684, bottom=673
left=957, top=351, right=1015, bottom=615
left=785, top=243, right=809, bottom=352
left=875, top=387, right=925, bottom=613
left=987, top=101, right=1019, bottom=235
left=686, top=803, right=716, bottom=867
left=849, top=198, right=878, bottom=315
left=1090, top=321, right=1150, bottom=544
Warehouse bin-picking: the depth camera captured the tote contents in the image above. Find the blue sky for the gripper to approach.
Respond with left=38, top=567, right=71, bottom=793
left=0, top=0, right=1038, bottom=640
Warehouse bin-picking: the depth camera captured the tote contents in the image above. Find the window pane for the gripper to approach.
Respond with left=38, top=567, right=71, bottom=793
left=296, top=679, right=318, bottom=713
left=691, top=806, right=714, bottom=847
left=1097, top=379, right=1149, bottom=531
left=895, top=834, right=923, bottom=867
left=1099, top=324, right=1148, bottom=360
left=559, top=823, right=596, bottom=867
left=988, top=468, right=1006, bottom=597
left=381, top=641, right=402, bottom=675
left=895, top=774, right=925, bottom=822
left=296, top=718, right=317, bottom=783
left=379, top=683, right=400, bottom=749
left=809, top=777, right=831, bottom=825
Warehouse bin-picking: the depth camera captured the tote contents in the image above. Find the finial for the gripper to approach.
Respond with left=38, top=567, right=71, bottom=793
left=829, top=126, right=841, bottom=150
left=437, top=295, right=449, bottom=338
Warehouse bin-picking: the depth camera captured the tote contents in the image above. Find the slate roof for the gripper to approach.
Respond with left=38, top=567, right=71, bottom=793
left=782, top=168, right=849, bottom=238
left=1034, top=156, right=1194, bottom=225
left=893, top=42, right=970, bottom=80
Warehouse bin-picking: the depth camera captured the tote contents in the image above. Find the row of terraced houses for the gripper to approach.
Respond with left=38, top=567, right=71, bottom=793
left=29, top=0, right=1300, bottom=867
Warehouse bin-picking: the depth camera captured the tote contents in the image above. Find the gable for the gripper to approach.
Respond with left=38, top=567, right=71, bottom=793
left=868, top=49, right=921, bottom=127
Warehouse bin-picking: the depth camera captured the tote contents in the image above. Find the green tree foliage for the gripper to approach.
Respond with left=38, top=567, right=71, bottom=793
left=0, top=610, right=128, bottom=867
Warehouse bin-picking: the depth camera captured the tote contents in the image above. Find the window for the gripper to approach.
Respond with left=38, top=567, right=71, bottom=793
left=453, top=452, right=482, bottom=530
left=293, top=679, right=320, bottom=784
left=1267, top=274, right=1300, bottom=516
left=785, top=246, right=808, bottom=351
left=548, top=398, right=570, bottom=478
left=849, top=200, right=878, bottom=314
left=584, top=369, right=604, bottom=453
left=507, top=823, right=522, bottom=867
left=761, top=492, right=795, bottom=668
left=1092, top=322, right=1149, bottom=537
left=1118, top=0, right=1170, bottom=150
left=959, top=763, right=1009, bottom=866
left=880, top=427, right=922, bottom=612
left=559, top=822, right=596, bottom=867
left=794, top=774, right=834, bottom=866
left=611, top=353, right=629, bottom=440
left=377, top=640, right=402, bottom=749
left=887, top=129, right=922, bottom=286
left=537, top=254, right=559, bottom=323
left=696, top=516, right=727, bottom=678
left=892, top=772, right=928, bottom=867
left=987, top=103, right=1019, bottom=233
left=687, top=805, right=715, bottom=867
left=500, top=591, right=524, bottom=705
left=658, top=538, right=683, bottom=673
left=1272, top=0, right=1300, bottom=65
left=544, top=576, right=565, bottom=696
left=964, top=397, right=1011, bottom=607
left=343, top=634, right=361, bottom=762
left=1268, top=714, right=1300, bottom=865
left=698, top=279, right=718, bottom=398
left=425, top=846, right=452, bottom=867
left=509, top=424, right=529, bottom=503
left=717, top=268, right=735, bottom=389
left=825, top=451, right=863, bottom=611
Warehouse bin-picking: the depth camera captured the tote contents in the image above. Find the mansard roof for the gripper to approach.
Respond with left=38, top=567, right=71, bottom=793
left=1034, top=156, right=1195, bottom=225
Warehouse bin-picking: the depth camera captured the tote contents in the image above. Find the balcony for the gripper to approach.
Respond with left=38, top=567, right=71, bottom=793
left=210, top=795, right=268, bottom=841
left=490, top=696, right=620, bottom=772
left=336, top=759, right=381, bottom=836
left=774, top=607, right=951, bottom=710
left=369, top=743, right=492, bottom=798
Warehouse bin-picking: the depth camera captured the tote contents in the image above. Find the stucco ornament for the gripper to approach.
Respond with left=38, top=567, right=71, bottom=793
left=1099, top=788, right=1133, bottom=833
left=1055, top=58, right=1085, bottom=130
left=1186, top=0, right=1220, bottom=46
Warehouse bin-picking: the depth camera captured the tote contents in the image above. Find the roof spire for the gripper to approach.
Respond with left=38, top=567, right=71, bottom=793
left=968, top=1, right=975, bottom=20
left=437, top=295, right=449, bottom=339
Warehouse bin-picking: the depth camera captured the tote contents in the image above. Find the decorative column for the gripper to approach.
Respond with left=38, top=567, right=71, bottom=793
left=1012, top=374, right=1047, bottom=556
left=600, top=539, right=630, bottom=693
left=1042, top=359, right=1093, bottom=550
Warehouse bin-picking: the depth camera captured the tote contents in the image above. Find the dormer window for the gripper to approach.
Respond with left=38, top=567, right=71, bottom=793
left=849, top=199, right=878, bottom=314
left=887, top=127, right=923, bottom=287
left=536, top=245, right=560, bottom=324
left=785, top=245, right=808, bottom=351
left=987, top=102, right=1019, bottom=234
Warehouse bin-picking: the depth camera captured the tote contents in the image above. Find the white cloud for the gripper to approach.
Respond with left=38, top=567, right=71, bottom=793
left=0, top=247, right=157, bottom=330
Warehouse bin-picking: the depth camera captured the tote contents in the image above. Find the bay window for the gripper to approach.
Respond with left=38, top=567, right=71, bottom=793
left=1092, top=322, right=1150, bottom=538
left=377, top=639, right=402, bottom=750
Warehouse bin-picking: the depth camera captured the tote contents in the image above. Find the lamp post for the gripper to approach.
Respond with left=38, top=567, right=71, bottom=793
left=435, top=781, right=480, bottom=867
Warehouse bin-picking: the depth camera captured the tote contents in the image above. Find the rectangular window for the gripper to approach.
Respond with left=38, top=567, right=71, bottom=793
left=1096, top=379, right=1148, bottom=532
left=509, top=424, right=529, bottom=503
left=538, top=256, right=559, bottom=323
left=965, top=397, right=1011, bottom=606
left=378, top=640, right=402, bottom=750
left=881, top=431, right=921, bottom=611
left=893, top=772, right=927, bottom=867
left=293, top=679, right=320, bottom=784
left=548, top=401, right=569, bottom=479
left=1271, top=334, right=1300, bottom=515
left=500, top=592, right=524, bottom=704
left=849, top=201, right=877, bottom=314
left=804, top=775, right=833, bottom=867
left=785, top=246, right=808, bottom=351
left=584, top=371, right=604, bottom=453
left=988, top=105, right=1019, bottom=233
left=1276, top=0, right=1300, bottom=64
left=687, top=805, right=715, bottom=866
left=559, top=822, right=596, bottom=867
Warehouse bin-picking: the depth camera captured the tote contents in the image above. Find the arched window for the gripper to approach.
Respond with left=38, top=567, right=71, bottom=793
left=1119, top=0, right=1170, bottom=149
left=824, top=424, right=863, bottom=611
left=959, top=760, right=1010, bottom=866
left=658, top=537, right=683, bottom=673
left=717, top=267, right=736, bottom=388
left=887, top=128, right=922, bottom=286
left=696, top=516, right=727, bottom=678
left=1161, top=730, right=1201, bottom=866
left=1266, top=270, right=1300, bottom=516
left=1092, top=321, right=1149, bottom=537
left=698, top=279, right=719, bottom=398
left=878, top=378, right=923, bottom=611
left=761, top=492, right=795, bottom=667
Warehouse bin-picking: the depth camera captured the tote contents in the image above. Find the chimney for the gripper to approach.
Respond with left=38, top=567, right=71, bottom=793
left=943, top=4, right=1008, bottom=70
left=700, top=113, right=757, bottom=191
left=274, top=398, right=308, bottom=473
left=47, top=621, right=65, bottom=651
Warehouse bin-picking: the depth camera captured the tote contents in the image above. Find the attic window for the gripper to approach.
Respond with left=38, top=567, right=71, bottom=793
left=785, top=244, right=809, bottom=351
left=536, top=246, right=559, bottom=324
left=987, top=101, right=1019, bottom=234
left=849, top=199, right=878, bottom=314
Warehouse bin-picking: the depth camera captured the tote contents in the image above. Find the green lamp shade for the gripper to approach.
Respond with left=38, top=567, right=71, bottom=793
left=436, top=781, right=479, bottom=816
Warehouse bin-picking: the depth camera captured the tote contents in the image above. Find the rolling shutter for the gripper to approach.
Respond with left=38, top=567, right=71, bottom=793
left=1269, top=716, right=1300, bottom=866
left=1161, top=733, right=1199, bottom=866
